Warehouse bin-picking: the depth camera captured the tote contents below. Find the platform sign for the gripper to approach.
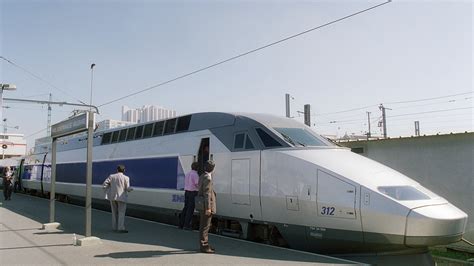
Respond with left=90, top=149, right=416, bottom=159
left=51, top=112, right=89, bottom=138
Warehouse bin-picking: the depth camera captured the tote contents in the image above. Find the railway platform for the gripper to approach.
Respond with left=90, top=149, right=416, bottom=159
left=0, top=193, right=358, bottom=265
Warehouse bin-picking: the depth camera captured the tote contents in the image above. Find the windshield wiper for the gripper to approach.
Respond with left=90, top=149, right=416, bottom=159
left=296, top=141, right=306, bottom=147
left=279, top=133, right=295, bottom=146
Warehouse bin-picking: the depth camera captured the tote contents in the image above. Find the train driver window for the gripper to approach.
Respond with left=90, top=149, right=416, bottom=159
left=234, top=133, right=245, bottom=149
left=256, top=128, right=282, bottom=148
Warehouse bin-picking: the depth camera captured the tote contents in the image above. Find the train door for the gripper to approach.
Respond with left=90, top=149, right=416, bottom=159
left=229, top=132, right=262, bottom=221
left=317, top=170, right=356, bottom=219
left=231, top=159, right=250, bottom=205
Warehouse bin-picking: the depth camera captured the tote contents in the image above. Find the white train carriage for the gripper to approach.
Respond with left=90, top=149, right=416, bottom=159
left=19, top=112, right=467, bottom=253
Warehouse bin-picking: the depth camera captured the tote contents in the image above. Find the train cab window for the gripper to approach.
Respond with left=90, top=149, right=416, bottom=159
left=143, top=123, right=154, bottom=138
left=245, top=135, right=254, bottom=149
left=135, top=125, right=144, bottom=139
left=164, top=118, right=177, bottom=135
left=274, top=127, right=331, bottom=147
left=234, top=133, right=245, bottom=149
left=153, top=121, right=164, bottom=136
left=256, top=128, right=282, bottom=147
left=101, top=132, right=112, bottom=145
left=176, top=115, right=191, bottom=133
left=118, top=129, right=128, bottom=142
left=111, top=131, right=119, bottom=143
left=127, top=127, right=136, bottom=140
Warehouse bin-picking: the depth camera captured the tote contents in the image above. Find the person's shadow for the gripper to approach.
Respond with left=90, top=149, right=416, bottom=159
left=95, top=249, right=198, bottom=259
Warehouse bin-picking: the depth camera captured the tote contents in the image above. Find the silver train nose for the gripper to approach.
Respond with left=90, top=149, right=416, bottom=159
left=405, top=203, right=468, bottom=246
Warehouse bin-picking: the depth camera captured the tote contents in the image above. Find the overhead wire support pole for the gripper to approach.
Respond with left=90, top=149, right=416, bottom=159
left=86, top=63, right=96, bottom=237
left=47, top=93, right=52, bottom=136
left=367, top=111, right=371, bottom=139
left=379, top=104, right=391, bottom=138
left=3, top=98, right=99, bottom=114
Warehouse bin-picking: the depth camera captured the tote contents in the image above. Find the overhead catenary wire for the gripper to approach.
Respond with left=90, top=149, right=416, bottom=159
left=312, top=91, right=472, bottom=118
left=385, top=91, right=472, bottom=105
left=320, top=106, right=473, bottom=125
left=97, top=0, right=392, bottom=108
left=0, top=56, right=87, bottom=105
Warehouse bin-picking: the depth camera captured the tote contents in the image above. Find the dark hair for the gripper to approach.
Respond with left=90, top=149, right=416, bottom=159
left=117, top=165, right=125, bottom=173
left=205, top=160, right=215, bottom=172
left=191, top=162, right=199, bottom=171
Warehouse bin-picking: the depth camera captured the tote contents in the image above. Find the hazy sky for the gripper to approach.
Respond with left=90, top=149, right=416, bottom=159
left=1, top=0, right=472, bottom=148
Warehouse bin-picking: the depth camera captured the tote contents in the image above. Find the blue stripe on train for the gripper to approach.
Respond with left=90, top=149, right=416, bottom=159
left=58, top=157, right=179, bottom=189
left=24, top=157, right=182, bottom=189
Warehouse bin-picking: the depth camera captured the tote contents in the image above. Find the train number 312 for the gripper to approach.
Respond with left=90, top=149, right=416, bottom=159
left=321, top=206, right=335, bottom=215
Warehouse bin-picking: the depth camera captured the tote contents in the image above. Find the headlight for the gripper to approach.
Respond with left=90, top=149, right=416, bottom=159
left=378, top=186, right=430, bottom=201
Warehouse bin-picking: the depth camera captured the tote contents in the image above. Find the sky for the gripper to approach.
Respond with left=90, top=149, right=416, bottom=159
left=0, top=0, right=472, bottom=149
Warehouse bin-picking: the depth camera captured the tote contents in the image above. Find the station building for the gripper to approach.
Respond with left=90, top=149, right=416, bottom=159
left=0, top=133, right=27, bottom=158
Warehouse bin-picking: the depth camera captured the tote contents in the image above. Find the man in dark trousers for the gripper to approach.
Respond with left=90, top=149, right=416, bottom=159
left=179, top=162, right=199, bottom=230
left=2, top=166, right=13, bottom=200
left=198, top=160, right=216, bottom=253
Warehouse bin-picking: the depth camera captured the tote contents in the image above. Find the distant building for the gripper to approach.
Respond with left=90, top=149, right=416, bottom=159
left=122, top=105, right=176, bottom=123
left=96, top=119, right=135, bottom=131
left=0, top=133, right=27, bottom=158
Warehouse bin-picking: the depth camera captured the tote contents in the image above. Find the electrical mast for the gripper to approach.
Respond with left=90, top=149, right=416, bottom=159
left=47, top=93, right=52, bottom=136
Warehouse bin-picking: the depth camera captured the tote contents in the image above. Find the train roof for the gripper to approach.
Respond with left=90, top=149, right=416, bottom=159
left=32, top=112, right=333, bottom=154
left=99, top=112, right=308, bottom=133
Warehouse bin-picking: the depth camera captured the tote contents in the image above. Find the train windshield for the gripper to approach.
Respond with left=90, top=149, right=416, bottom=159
left=274, top=128, right=333, bottom=147
left=378, top=186, right=430, bottom=201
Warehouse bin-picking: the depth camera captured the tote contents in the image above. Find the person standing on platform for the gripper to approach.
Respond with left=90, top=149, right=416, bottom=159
left=2, top=166, right=13, bottom=200
left=179, top=162, right=200, bottom=230
left=103, top=165, right=132, bottom=233
left=198, top=160, right=216, bottom=253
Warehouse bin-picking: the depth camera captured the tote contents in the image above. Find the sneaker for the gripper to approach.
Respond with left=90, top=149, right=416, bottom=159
left=117, top=230, right=128, bottom=233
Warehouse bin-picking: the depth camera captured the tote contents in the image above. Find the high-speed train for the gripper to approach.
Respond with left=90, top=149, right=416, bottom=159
left=17, top=112, right=467, bottom=253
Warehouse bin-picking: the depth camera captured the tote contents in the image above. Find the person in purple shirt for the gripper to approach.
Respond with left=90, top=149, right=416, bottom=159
left=179, top=162, right=200, bottom=230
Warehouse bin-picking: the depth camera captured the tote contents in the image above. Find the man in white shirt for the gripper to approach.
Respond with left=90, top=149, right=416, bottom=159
left=103, top=165, right=132, bottom=233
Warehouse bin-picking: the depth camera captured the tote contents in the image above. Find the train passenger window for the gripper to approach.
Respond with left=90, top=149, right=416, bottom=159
left=111, top=131, right=119, bottom=143
left=153, top=121, right=164, bottom=136
left=135, top=125, right=144, bottom=139
left=101, top=132, right=112, bottom=145
left=234, top=133, right=245, bottom=149
left=245, top=135, right=254, bottom=149
left=256, top=128, right=282, bottom=147
left=127, top=127, right=136, bottom=140
left=176, top=115, right=191, bottom=133
left=143, top=123, right=154, bottom=138
left=118, top=129, right=128, bottom=142
left=164, top=118, right=177, bottom=135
